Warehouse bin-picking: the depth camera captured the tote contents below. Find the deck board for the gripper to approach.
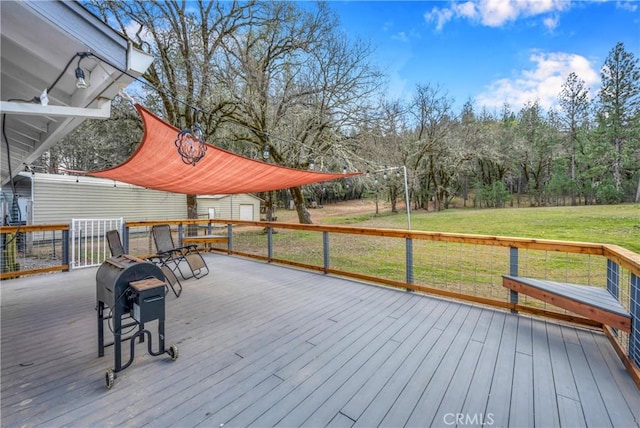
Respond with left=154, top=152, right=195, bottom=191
left=339, top=299, right=450, bottom=423
left=1, top=254, right=639, bottom=428
left=484, top=314, right=518, bottom=425
left=459, top=311, right=504, bottom=418
left=561, top=326, right=613, bottom=427
left=575, top=329, right=638, bottom=427
left=352, top=304, right=465, bottom=427
left=404, top=307, right=484, bottom=427
left=532, top=322, right=561, bottom=427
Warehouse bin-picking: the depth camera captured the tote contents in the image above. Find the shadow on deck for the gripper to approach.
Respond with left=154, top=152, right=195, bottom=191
left=2, top=254, right=639, bottom=427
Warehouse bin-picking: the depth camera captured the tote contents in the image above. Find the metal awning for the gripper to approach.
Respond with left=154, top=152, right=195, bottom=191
left=88, top=104, right=359, bottom=195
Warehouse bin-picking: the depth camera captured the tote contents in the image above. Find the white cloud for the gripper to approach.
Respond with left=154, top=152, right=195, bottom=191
left=475, top=51, right=600, bottom=111
left=425, top=0, right=572, bottom=30
left=424, top=6, right=455, bottom=31
left=392, top=32, right=409, bottom=42
left=617, top=1, right=638, bottom=12
left=542, top=15, right=560, bottom=31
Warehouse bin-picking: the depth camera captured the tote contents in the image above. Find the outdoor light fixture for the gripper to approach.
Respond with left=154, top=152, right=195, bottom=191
left=343, top=165, right=347, bottom=174
left=75, top=67, right=88, bottom=89
left=309, top=158, right=315, bottom=170
left=263, top=144, right=270, bottom=160
left=39, top=89, right=49, bottom=106
left=175, top=122, right=207, bottom=166
left=75, top=53, right=91, bottom=89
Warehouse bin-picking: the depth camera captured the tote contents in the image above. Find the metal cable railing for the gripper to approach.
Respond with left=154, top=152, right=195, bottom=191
left=2, top=218, right=639, bottom=373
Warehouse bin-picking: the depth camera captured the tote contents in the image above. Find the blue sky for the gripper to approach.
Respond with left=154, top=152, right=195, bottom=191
left=329, top=0, right=640, bottom=113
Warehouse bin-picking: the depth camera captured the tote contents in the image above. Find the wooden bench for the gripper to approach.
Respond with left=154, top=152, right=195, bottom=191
left=502, top=275, right=631, bottom=333
left=182, top=234, right=228, bottom=251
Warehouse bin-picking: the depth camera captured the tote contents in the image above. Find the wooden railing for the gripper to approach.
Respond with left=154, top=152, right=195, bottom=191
left=127, top=218, right=640, bottom=383
left=0, top=224, right=69, bottom=279
left=2, top=218, right=639, bottom=383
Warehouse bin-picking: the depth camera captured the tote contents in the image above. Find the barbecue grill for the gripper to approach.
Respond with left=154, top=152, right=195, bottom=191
left=96, top=254, right=178, bottom=389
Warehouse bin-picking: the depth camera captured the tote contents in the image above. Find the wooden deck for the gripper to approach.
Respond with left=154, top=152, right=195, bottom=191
left=2, top=254, right=639, bottom=427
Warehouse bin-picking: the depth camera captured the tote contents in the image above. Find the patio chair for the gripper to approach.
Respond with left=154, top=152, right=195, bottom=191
left=151, top=224, right=209, bottom=280
left=146, top=254, right=183, bottom=298
left=107, top=229, right=181, bottom=297
left=106, top=229, right=125, bottom=257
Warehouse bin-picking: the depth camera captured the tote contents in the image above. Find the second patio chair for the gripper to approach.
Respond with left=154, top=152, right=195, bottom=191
left=151, top=224, right=209, bottom=280
left=106, top=229, right=125, bottom=257
left=108, top=228, right=182, bottom=297
left=146, top=254, right=184, bottom=297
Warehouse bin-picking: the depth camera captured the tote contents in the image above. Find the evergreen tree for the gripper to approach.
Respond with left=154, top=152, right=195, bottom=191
left=596, top=42, right=640, bottom=201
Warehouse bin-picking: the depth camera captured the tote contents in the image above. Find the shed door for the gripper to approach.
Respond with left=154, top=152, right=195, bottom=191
left=239, top=204, right=254, bottom=220
left=208, top=208, right=215, bottom=219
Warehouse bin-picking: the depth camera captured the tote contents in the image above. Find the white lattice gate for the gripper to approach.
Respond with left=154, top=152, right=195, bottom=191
left=70, top=218, right=123, bottom=269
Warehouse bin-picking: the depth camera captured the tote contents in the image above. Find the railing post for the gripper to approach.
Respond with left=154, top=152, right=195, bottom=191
left=509, top=247, right=519, bottom=312
left=226, top=224, right=233, bottom=253
left=267, top=227, right=273, bottom=262
left=122, top=224, right=129, bottom=254
left=406, top=238, right=413, bottom=285
left=78, top=228, right=83, bottom=269
left=323, top=231, right=329, bottom=273
left=177, top=223, right=184, bottom=246
left=62, top=229, right=69, bottom=271
left=630, top=273, right=640, bottom=369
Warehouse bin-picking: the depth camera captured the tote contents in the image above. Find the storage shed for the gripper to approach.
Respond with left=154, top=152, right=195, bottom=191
left=197, top=194, right=262, bottom=221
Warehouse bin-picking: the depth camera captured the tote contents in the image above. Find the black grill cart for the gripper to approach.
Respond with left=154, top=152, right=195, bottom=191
left=96, top=254, right=178, bottom=389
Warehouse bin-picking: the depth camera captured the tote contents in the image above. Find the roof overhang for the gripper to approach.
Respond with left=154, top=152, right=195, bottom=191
left=0, top=0, right=153, bottom=186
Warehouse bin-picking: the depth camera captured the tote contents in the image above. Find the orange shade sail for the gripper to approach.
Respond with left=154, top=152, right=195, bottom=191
left=88, top=104, right=360, bottom=195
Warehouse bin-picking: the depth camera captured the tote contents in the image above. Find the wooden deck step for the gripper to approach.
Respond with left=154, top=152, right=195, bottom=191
left=503, top=275, right=631, bottom=333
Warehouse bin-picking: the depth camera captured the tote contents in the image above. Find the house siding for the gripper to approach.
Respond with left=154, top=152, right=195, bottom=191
left=27, top=173, right=186, bottom=224
left=3, top=174, right=265, bottom=225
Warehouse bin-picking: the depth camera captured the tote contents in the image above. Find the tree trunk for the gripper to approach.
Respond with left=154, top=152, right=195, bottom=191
left=187, top=194, right=198, bottom=235
left=635, top=173, right=640, bottom=203
left=390, top=186, right=398, bottom=213
left=291, top=186, right=312, bottom=224
left=570, top=139, right=577, bottom=206
left=264, top=191, right=276, bottom=221
left=187, top=194, right=198, bottom=219
left=613, top=136, right=622, bottom=191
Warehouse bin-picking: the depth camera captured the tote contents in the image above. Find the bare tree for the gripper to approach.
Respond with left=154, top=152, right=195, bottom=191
left=87, top=0, right=255, bottom=219
left=517, top=101, right=559, bottom=206
left=365, top=99, right=411, bottom=213
left=407, top=83, right=455, bottom=211
left=219, top=2, right=382, bottom=223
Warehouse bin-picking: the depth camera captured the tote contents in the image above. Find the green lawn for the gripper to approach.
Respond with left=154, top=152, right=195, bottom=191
left=323, top=203, right=640, bottom=253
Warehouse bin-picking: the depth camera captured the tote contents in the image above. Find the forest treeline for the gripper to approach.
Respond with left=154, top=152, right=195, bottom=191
left=35, top=1, right=640, bottom=223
